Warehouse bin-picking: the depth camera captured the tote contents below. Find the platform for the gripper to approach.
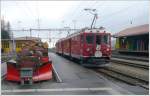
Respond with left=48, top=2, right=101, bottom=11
left=2, top=52, right=133, bottom=95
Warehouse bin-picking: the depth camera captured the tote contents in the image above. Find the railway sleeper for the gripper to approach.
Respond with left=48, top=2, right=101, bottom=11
left=107, top=64, right=149, bottom=82
left=111, top=58, right=148, bottom=69
left=111, top=54, right=149, bottom=62
left=98, top=69, right=149, bottom=89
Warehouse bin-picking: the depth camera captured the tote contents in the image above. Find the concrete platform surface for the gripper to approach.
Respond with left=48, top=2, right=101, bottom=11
left=2, top=52, right=134, bottom=95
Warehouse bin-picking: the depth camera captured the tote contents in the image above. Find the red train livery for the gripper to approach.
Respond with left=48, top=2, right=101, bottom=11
left=56, top=28, right=111, bottom=67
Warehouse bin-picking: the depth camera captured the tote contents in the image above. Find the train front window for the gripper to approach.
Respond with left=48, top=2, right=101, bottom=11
left=103, top=35, right=109, bottom=44
left=86, top=35, right=94, bottom=44
left=96, top=35, right=101, bottom=44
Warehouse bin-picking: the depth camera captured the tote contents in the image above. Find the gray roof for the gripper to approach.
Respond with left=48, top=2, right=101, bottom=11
left=113, top=24, right=149, bottom=37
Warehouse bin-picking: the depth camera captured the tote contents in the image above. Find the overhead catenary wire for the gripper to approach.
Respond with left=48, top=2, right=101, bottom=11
left=98, top=4, right=146, bottom=33
left=69, top=1, right=102, bottom=28
left=15, top=1, right=38, bottom=37
left=97, top=4, right=139, bottom=24
left=67, top=1, right=95, bottom=27
left=24, top=1, right=37, bottom=24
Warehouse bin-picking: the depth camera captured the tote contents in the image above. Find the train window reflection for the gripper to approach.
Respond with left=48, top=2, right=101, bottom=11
left=86, top=35, right=94, bottom=44
left=103, top=35, right=109, bottom=44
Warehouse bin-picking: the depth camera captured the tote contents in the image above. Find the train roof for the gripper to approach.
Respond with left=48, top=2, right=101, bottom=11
left=113, top=24, right=149, bottom=37
left=66, top=27, right=109, bottom=39
left=56, top=27, right=110, bottom=43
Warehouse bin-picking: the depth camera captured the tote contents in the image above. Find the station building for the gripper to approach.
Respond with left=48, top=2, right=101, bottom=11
left=1, top=37, right=41, bottom=53
left=113, top=24, right=149, bottom=54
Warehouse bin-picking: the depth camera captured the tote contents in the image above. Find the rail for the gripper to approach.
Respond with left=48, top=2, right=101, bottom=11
left=111, top=54, right=149, bottom=62
left=111, top=57, right=149, bottom=69
left=94, top=56, right=149, bottom=90
left=96, top=68, right=149, bottom=89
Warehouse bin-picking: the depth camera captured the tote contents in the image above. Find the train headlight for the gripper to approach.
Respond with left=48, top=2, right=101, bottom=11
left=106, top=48, right=109, bottom=51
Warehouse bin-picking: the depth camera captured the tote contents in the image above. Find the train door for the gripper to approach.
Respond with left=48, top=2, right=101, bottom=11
left=95, top=34, right=102, bottom=57
left=100, top=33, right=111, bottom=56
left=84, top=33, right=95, bottom=57
left=69, top=38, right=71, bottom=57
left=80, top=34, right=84, bottom=57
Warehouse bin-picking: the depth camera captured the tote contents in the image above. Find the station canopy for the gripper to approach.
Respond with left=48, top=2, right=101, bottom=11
left=113, top=24, right=149, bottom=37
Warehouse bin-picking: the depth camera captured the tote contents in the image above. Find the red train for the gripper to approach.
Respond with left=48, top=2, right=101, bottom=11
left=55, top=28, right=111, bottom=67
left=6, top=42, right=52, bottom=85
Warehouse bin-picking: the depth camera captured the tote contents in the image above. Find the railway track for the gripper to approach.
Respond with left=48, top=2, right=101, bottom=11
left=95, top=56, right=149, bottom=90
left=111, top=54, right=149, bottom=62
left=111, top=57, right=149, bottom=69
left=96, top=68, right=149, bottom=89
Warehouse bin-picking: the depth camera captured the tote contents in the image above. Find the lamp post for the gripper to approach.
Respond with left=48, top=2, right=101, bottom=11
left=11, top=30, right=16, bottom=56
left=84, top=8, right=98, bottom=29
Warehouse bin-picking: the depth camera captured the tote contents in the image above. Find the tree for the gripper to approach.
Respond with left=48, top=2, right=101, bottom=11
left=1, top=19, right=11, bottom=39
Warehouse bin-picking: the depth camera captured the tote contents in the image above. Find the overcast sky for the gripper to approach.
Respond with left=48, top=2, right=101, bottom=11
left=1, top=0, right=149, bottom=47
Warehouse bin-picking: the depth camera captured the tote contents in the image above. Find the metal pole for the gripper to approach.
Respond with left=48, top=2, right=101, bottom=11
left=49, top=31, right=51, bottom=48
left=37, top=18, right=40, bottom=38
left=12, top=31, right=16, bottom=55
left=91, top=14, right=97, bottom=29
left=30, top=28, right=32, bottom=37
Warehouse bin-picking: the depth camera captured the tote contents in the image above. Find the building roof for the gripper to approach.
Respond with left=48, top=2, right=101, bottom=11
left=113, top=24, right=149, bottom=37
left=14, top=36, right=41, bottom=40
left=2, top=36, right=41, bottom=41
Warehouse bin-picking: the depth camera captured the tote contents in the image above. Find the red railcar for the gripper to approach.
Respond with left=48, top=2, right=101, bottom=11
left=56, top=28, right=111, bottom=67
left=6, top=42, right=52, bottom=85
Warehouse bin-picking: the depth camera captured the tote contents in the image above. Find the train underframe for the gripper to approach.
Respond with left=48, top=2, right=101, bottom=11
left=80, top=56, right=110, bottom=67
left=57, top=52, right=110, bottom=67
